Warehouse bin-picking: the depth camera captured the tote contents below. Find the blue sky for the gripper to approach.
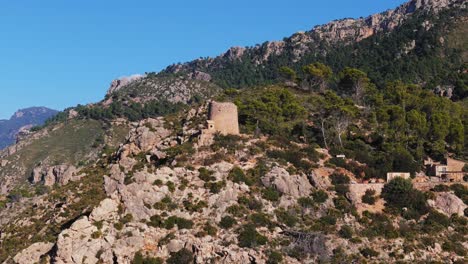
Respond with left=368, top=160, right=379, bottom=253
left=0, top=0, right=406, bottom=119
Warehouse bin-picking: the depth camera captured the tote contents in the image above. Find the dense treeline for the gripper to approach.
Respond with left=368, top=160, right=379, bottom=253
left=32, top=99, right=185, bottom=131
left=75, top=100, right=184, bottom=122
left=222, top=64, right=467, bottom=179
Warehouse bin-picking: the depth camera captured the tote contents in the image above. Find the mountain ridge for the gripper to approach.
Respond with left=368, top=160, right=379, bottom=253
left=0, top=107, right=58, bottom=150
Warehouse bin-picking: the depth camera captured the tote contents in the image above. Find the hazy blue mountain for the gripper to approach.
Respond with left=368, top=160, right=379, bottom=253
left=0, top=107, right=58, bottom=149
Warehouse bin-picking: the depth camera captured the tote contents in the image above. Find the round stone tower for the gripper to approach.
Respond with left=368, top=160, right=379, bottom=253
left=208, top=101, right=240, bottom=135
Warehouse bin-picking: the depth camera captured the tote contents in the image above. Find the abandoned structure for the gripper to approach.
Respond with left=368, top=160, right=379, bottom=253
left=208, top=101, right=240, bottom=135
left=427, top=157, right=467, bottom=182
left=198, top=101, right=240, bottom=146
left=386, top=172, right=410, bottom=182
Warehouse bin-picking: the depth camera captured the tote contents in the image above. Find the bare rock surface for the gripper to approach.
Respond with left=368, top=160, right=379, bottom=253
left=428, top=192, right=467, bottom=216
left=13, top=242, right=54, bottom=264
left=262, top=166, right=313, bottom=198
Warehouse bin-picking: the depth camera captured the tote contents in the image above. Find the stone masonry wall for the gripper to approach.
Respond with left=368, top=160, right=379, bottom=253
left=209, top=101, right=240, bottom=135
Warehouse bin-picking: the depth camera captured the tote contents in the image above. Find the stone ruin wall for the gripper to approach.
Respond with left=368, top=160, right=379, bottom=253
left=209, top=101, right=240, bottom=135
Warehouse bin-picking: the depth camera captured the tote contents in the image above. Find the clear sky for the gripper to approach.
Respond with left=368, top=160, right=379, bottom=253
left=0, top=0, right=406, bottom=119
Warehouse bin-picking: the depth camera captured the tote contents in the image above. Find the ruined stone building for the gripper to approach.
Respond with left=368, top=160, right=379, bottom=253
left=198, top=101, right=240, bottom=146
left=208, top=101, right=240, bottom=135
left=428, top=157, right=467, bottom=182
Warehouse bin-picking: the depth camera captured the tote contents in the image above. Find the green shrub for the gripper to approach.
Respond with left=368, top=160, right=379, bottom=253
left=338, top=225, right=353, bottom=239
left=450, top=184, right=468, bottom=204
left=121, top=214, right=133, bottom=224
left=226, top=204, right=248, bottom=217
left=166, top=181, right=176, bottom=192
left=238, top=224, right=268, bottom=248
left=334, top=184, right=350, bottom=196
left=250, top=213, right=272, bottom=227
left=238, top=196, right=263, bottom=211
left=176, top=218, right=194, bottom=229
left=312, top=190, right=328, bottom=203
left=362, top=189, right=376, bottom=205
left=148, top=215, right=164, bottom=228
left=219, top=216, right=236, bottom=229
left=262, top=187, right=281, bottom=202
left=330, top=173, right=350, bottom=185
left=198, top=167, right=215, bottom=182
left=320, top=215, right=337, bottom=226
left=432, top=184, right=450, bottom=192
left=360, top=247, right=379, bottom=258
left=207, top=222, right=219, bottom=235
left=275, top=209, right=298, bottom=227
left=212, top=134, right=242, bottom=154
left=333, top=196, right=355, bottom=213
left=361, top=213, right=399, bottom=239
left=204, top=181, right=226, bottom=194
left=381, top=177, right=428, bottom=218
left=114, top=222, right=124, bottom=231
left=266, top=250, right=284, bottom=264
left=158, top=233, right=175, bottom=247
left=166, top=248, right=194, bottom=264
left=229, top=166, right=254, bottom=186
left=298, top=197, right=314, bottom=208
left=132, top=251, right=163, bottom=264
left=164, top=216, right=194, bottom=230
left=423, top=210, right=450, bottom=232
left=442, top=241, right=467, bottom=256
left=91, top=231, right=102, bottom=239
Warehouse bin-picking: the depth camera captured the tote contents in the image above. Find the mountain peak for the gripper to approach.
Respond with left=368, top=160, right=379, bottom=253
left=11, top=107, right=57, bottom=120
left=0, top=107, right=58, bottom=150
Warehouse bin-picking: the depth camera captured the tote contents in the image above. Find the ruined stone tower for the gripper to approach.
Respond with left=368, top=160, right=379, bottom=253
left=208, top=101, right=240, bottom=135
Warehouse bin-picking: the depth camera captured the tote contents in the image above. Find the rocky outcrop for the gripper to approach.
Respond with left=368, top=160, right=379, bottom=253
left=262, top=166, right=313, bottom=198
left=428, top=192, right=467, bottom=216
left=31, top=164, right=81, bottom=186
left=13, top=242, right=54, bottom=264
left=107, top=74, right=145, bottom=95
left=55, top=217, right=107, bottom=264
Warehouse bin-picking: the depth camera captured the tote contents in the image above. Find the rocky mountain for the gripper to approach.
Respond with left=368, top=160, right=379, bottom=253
left=0, top=107, right=58, bottom=150
left=160, top=0, right=466, bottom=95
left=0, top=0, right=467, bottom=263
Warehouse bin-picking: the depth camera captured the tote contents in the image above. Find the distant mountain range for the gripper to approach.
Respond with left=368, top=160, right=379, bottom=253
left=0, top=107, right=58, bottom=149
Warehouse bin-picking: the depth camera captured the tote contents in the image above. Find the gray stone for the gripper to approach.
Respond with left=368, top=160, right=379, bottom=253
left=262, top=167, right=313, bottom=198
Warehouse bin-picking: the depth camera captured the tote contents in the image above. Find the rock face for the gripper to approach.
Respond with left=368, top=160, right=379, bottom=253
left=105, top=73, right=221, bottom=105
left=13, top=242, right=54, bottom=264
left=163, top=0, right=462, bottom=72
left=262, top=166, right=313, bottom=198
left=428, top=192, right=467, bottom=216
left=107, top=74, right=145, bottom=95
left=31, top=164, right=80, bottom=186
left=55, top=217, right=105, bottom=264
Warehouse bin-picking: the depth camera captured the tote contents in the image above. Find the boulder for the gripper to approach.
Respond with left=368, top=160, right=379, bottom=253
left=54, top=216, right=111, bottom=264
left=13, top=242, right=54, bottom=264
left=428, top=192, right=467, bottom=216
left=89, top=198, right=119, bottom=222
left=31, top=164, right=80, bottom=186
left=262, top=167, right=313, bottom=198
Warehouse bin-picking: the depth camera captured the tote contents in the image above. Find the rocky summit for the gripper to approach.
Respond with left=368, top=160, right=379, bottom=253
left=0, top=107, right=58, bottom=150
left=0, top=0, right=467, bottom=263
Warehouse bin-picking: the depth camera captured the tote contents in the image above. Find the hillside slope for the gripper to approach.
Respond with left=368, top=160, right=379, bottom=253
left=0, top=0, right=467, bottom=263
